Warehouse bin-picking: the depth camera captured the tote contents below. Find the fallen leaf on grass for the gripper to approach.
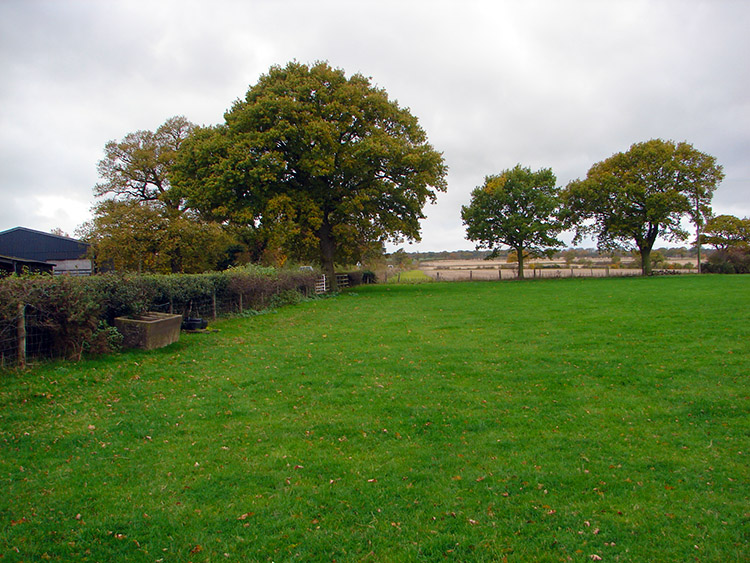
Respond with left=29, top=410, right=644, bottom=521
left=189, top=545, right=202, bottom=554
left=238, top=512, right=254, bottom=520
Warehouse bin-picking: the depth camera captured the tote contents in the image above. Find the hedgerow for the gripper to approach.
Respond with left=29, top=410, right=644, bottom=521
left=0, top=266, right=318, bottom=365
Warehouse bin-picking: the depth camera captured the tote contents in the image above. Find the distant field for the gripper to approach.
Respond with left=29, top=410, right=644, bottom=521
left=414, top=258, right=695, bottom=281
left=1, top=276, right=748, bottom=562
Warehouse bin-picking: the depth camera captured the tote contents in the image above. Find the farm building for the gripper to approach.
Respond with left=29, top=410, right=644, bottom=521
left=0, top=227, right=92, bottom=275
left=0, top=254, right=55, bottom=275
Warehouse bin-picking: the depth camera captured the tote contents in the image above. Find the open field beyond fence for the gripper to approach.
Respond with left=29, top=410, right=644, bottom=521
left=1, top=275, right=748, bottom=561
left=420, top=267, right=645, bottom=282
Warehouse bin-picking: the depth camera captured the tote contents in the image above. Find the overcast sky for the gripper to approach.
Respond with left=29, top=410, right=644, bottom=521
left=1, top=0, right=748, bottom=252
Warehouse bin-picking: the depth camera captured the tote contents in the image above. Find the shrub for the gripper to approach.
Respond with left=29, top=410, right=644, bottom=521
left=19, top=275, right=103, bottom=360
left=87, top=273, right=154, bottom=323
left=84, top=322, right=124, bottom=356
left=702, top=248, right=750, bottom=274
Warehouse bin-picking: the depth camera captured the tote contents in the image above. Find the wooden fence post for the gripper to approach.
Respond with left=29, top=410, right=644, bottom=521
left=212, top=291, right=217, bottom=320
left=17, top=303, right=26, bottom=369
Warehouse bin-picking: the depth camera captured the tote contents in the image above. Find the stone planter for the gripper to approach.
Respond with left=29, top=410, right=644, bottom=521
left=114, top=312, right=183, bottom=350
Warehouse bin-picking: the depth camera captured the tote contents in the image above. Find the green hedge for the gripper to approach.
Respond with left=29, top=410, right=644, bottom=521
left=0, top=266, right=318, bottom=364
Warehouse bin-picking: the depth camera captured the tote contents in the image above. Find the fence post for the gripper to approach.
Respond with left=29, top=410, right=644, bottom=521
left=436, top=272, right=440, bottom=281
left=212, top=291, right=217, bottom=320
left=498, top=269, right=502, bottom=280
left=239, top=293, right=243, bottom=313
left=469, top=270, right=473, bottom=281
left=17, top=303, right=26, bottom=369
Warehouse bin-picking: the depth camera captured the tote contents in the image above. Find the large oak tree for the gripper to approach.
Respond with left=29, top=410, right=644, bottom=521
left=562, top=139, right=723, bottom=275
left=461, top=165, right=564, bottom=279
left=171, top=61, right=447, bottom=288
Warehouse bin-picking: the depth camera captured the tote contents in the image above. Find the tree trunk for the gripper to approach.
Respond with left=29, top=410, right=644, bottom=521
left=640, top=247, right=652, bottom=276
left=318, top=219, right=337, bottom=292
left=640, top=226, right=658, bottom=276
left=696, top=224, right=702, bottom=274
left=516, top=246, right=525, bottom=279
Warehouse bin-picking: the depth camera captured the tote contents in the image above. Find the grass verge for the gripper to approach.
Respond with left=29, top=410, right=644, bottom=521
left=1, top=275, right=748, bottom=561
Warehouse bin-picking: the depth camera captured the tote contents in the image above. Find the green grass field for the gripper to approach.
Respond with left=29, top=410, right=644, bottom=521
left=1, top=275, right=748, bottom=562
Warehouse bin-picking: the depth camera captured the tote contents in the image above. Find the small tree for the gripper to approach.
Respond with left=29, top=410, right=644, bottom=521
left=563, top=139, right=724, bottom=275
left=461, top=165, right=564, bottom=279
left=700, top=215, right=750, bottom=251
left=77, top=200, right=235, bottom=274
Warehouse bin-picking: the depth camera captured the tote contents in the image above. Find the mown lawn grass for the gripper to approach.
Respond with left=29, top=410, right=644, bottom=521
left=1, top=275, right=748, bottom=562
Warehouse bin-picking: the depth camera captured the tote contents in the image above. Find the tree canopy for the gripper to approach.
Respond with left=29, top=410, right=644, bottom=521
left=77, top=199, right=234, bottom=274
left=701, top=214, right=750, bottom=251
left=171, top=61, right=447, bottom=287
left=461, top=165, right=564, bottom=278
left=95, top=116, right=195, bottom=210
left=562, top=139, right=724, bottom=275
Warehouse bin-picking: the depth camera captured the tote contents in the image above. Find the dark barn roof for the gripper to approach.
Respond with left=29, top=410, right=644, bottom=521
left=0, top=227, right=89, bottom=262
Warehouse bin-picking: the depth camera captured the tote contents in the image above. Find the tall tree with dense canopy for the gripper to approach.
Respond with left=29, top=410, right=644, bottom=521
left=562, top=139, right=724, bottom=275
left=171, top=61, right=447, bottom=288
left=95, top=116, right=196, bottom=210
left=461, top=165, right=564, bottom=279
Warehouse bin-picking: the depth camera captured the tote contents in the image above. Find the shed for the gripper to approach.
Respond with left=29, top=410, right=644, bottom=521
left=0, top=253, right=55, bottom=275
left=0, top=227, right=92, bottom=275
